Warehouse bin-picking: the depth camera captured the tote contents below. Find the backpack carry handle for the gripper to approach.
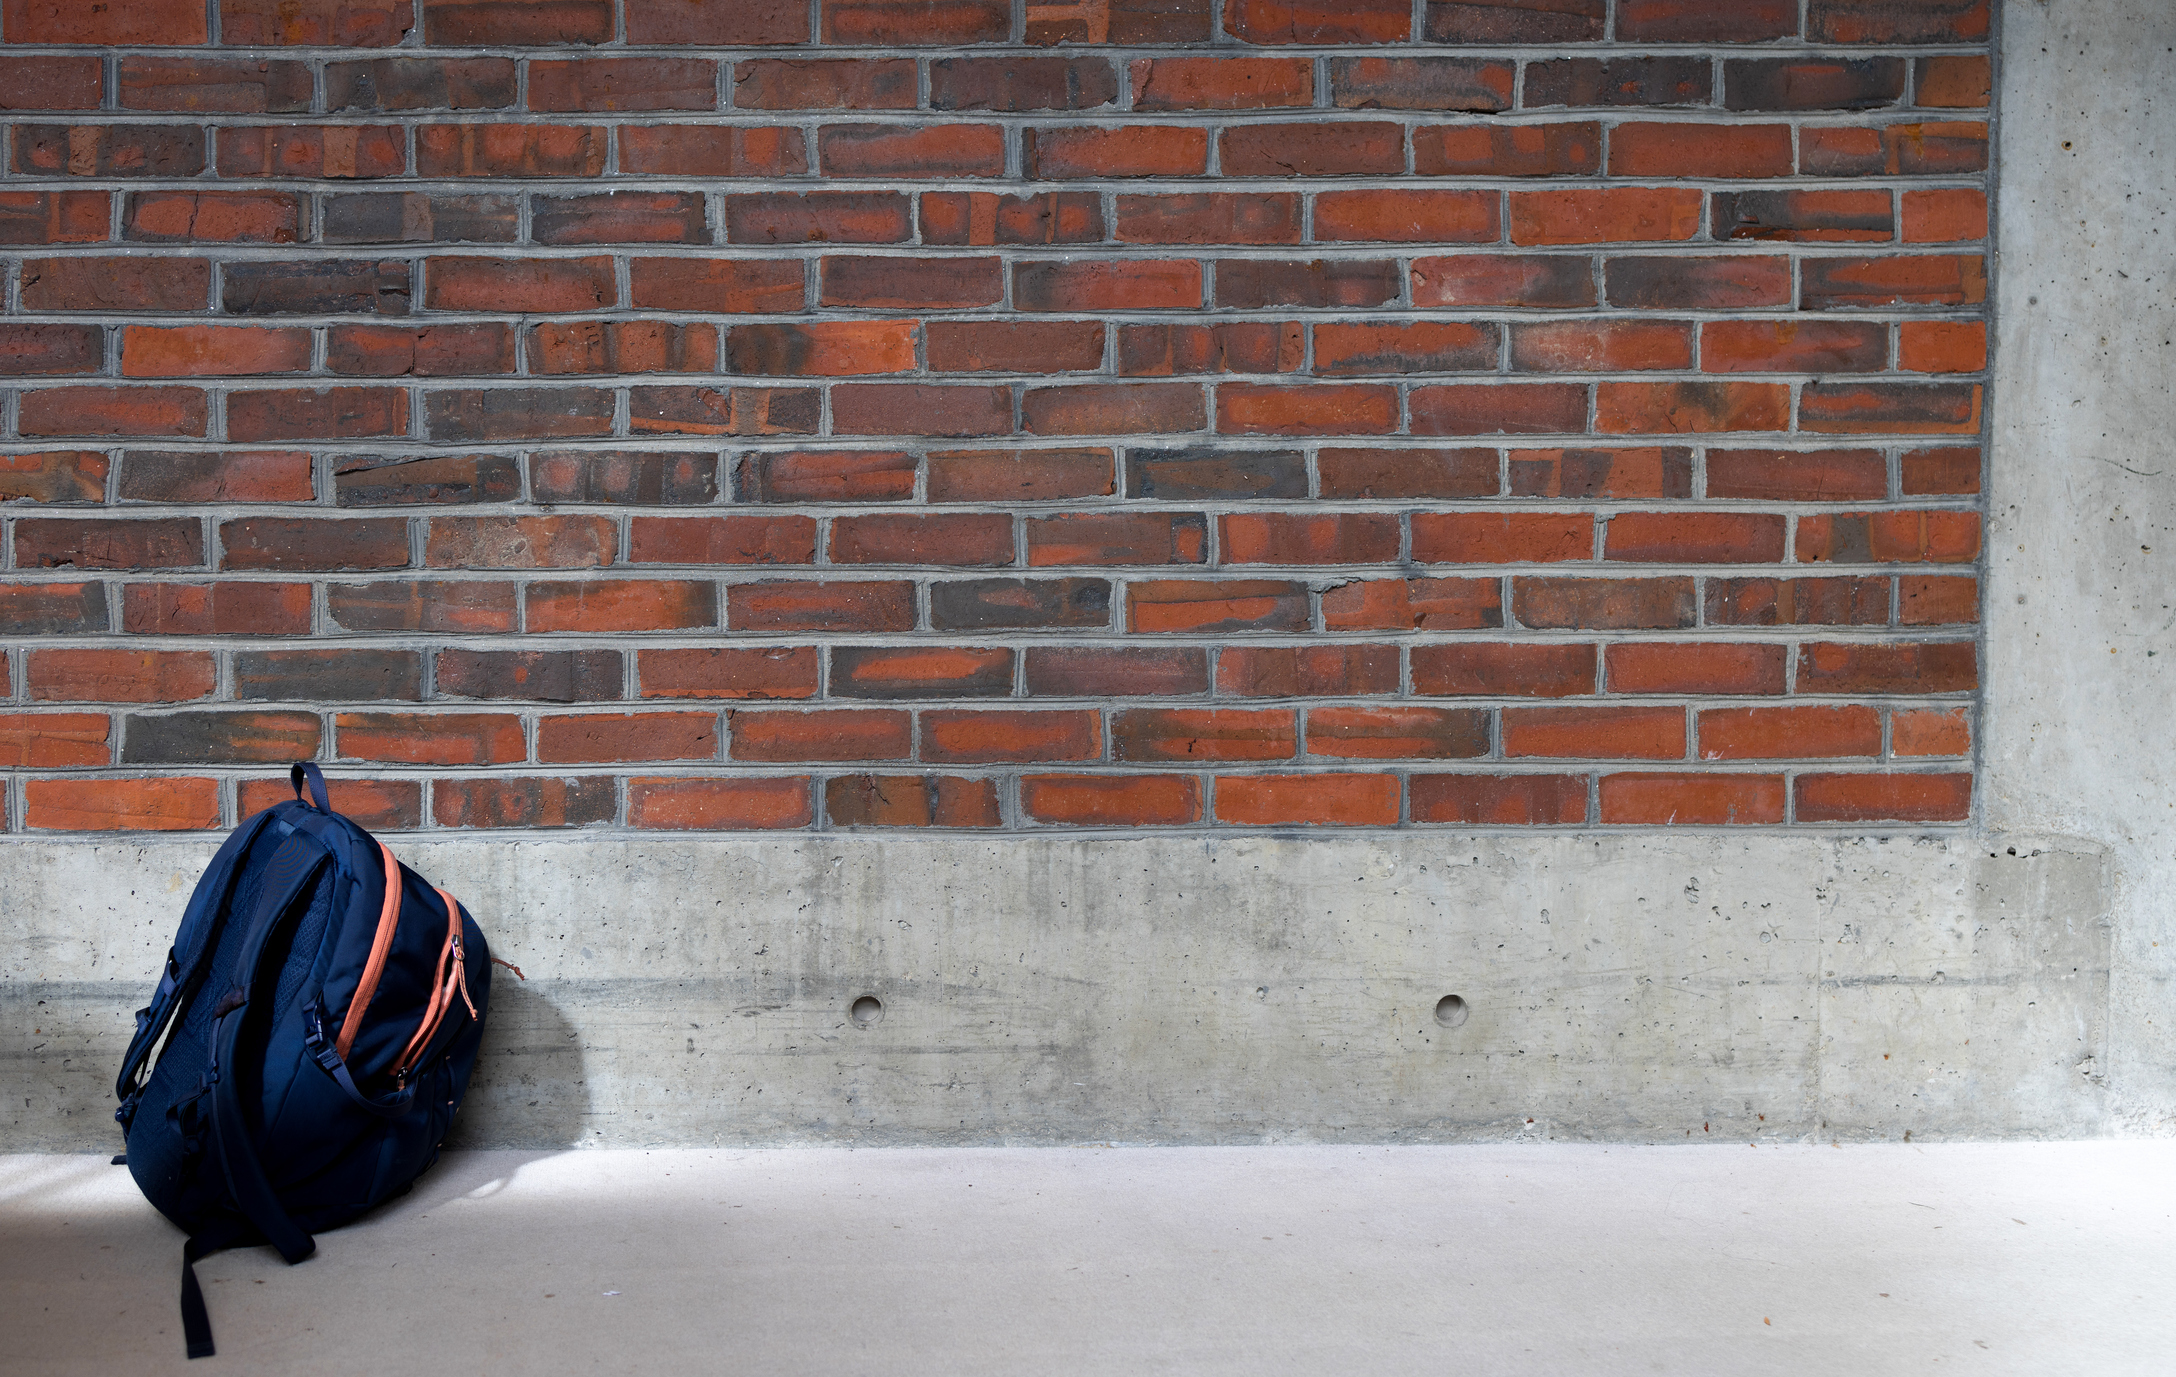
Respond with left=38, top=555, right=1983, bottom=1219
left=290, top=761, right=331, bottom=813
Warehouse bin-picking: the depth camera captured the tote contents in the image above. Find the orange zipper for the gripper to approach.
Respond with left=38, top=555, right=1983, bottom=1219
left=390, top=887, right=476, bottom=1085
left=334, top=842, right=403, bottom=1060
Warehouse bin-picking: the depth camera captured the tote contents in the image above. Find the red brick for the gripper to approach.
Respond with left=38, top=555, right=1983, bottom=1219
left=528, top=58, right=719, bottom=111
left=929, top=56, right=1116, bottom=110
left=1322, top=577, right=1502, bottom=631
left=1026, top=513, right=1206, bottom=567
left=1226, top=0, right=1407, bottom=41
left=433, top=648, right=616, bottom=701
left=1705, top=576, right=1888, bottom=627
left=831, top=645, right=1012, bottom=698
left=731, top=59, right=915, bottom=108
left=921, top=709, right=1101, bottom=763
left=1599, top=773, right=1785, bottom=825
left=1504, top=705, right=1683, bottom=759
left=1799, top=382, right=1982, bottom=435
left=0, top=713, right=111, bottom=767
left=1801, top=255, right=1986, bottom=307
left=538, top=712, right=717, bottom=764
left=832, top=513, right=1014, bottom=566
left=218, top=126, right=405, bottom=180
left=1, top=55, right=103, bottom=109
left=1810, top=0, right=1987, bottom=43
left=1606, top=512, right=1785, bottom=564
left=119, top=450, right=311, bottom=504
left=739, top=451, right=915, bottom=503
left=0, top=193, right=115, bottom=246
left=417, top=124, right=606, bottom=177
left=1801, top=122, right=1986, bottom=176
left=526, top=580, right=716, bottom=632
left=1411, top=643, right=1595, bottom=697
left=1898, top=321, right=1986, bottom=372
left=6, top=0, right=212, bottom=42
left=631, top=257, right=804, bottom=312
left=1330, top=57, right=1513, bottom=110
left=822, top=255, right=1003, bottom=308
left=332, top=322, right=516, bottom=376
left=336, top=712, right=523, bottom=766
left=242, top=776, right=421, bottom=829
left=1414, top=122, right=1600, bottom=176
left=1312, top=189, right=1498, bottom=245
left=1412, top=512, right=1591, bottom=564
left=16, top=518, right=202, bottom=571
left=1698, top=705, right=1882, bottom=760
left=1025, top=646, right=1207, bottom=697
left=1897, top=575, right=1977, bottom=626
left=1607, top=642, right=1785, bottom=694
left=1218, top=645, right=1399, bottom=697
left=932, top=577, right=1113, bottom=630
left=1796, top=511, right=1980, bottom=564
left=513, top=451, right=711, bottom=509
left=1702, top=321, right=1888, bottom=373
left=1221, top=514, right=1399, bottom=565
left=728, top=709, right=910, bottom=761
left=1712, top=189, right=1893, bottom=243
left=529, top=320, right=715, bottom=376
left=728, top=192, right=910, bottom=244
left=1608, top=124, right=1793, bottom=178
left=1130, top=57, right=1312, bottom=110
left=1508, top=447, right=1694, bottom=500
left=1510, top=188, right=1702, bottom=245
left=25, top=777, right=220, bottom=832
left=1596, top=381, right=1790, bottom=434
left=216, top=0, right=408, bottom=42
left=820, top=123, right=1004, bottom=177
left=422, top=0, right=612, bottom=43
left=630, top=386, right=820, bottom=438
left=1410, top=383, right=1589, bottom=436
left=1794, top=772, right=1971, bottom=824
left=1128, top=580, right=1308, bottom=634
left=1114, top=193, right=1301, bottom=245
left=221, top=516, right=409, bottom=571
left=1025, top=383, right=1206, bottom=436
left=1616, top=0, right=1794, bottom=38
left=1514, top=577, right=1697, bottom=629
left=1410, top=773, right=1588, bottom=825
left=821, top=0, right=1009, bottom=43
left=532, top=191, right=707, bottom=245
left=1318, top=448, right=1499, bottom=500
left=640, top=647, right=818, bottom=700
left=1510, top=321, right=1694, bottom=372
left=431, top=777, right=613, bottom=829
left=826, top=775, right=1002, bottom=828
left=1900, top=447, right=1980, bottom=496
left=629, top=0, right=807, bottom=43
left=727, top=580, right=915, bottom=632
left=923, top=190, right=1104, bottom=245
left=1797, top=641, right=1975, bottom=695
left=834, top=383, right=1013, bottom=437
left=1308, top=706, right=1487, bottom=760
left=1916, top=56, right=1991, bottom=109
left=427, top=255, right=614, bottom=312
left=1022, top=774, right=1202, bottom=826
left=1606, top=257, right=1794, bottom=310
left=128, top=582, right=314, bottom=635
left=228, top=387, right=411, bottom=443
left=0, top=450, right=105, bottom=504
left=12, top=124, right=204, bottom=178
left=0, top=323, right=101, bottom=375
left=930, top=321, right=1105, bottom=374
left=1221, top=122, right=1404, bottom=177
left=1128, top=448, right=1304, bottom=499
left=1025, top=125, right=1207, bottom=178
left=1217, top=383, right=1397, bottom=437
left=1425, top=0, right=1602, bottom=41
left=628, top=516, right=816, bottom=566
left=628, top=777, right=813, bottom=829
left=18, top=387, right=208, bottom=440
left=727, top=321, right=917, bottom=376
left=325, top=579, right=513, bottom=633
left=1892, top=708, right=1970, bottom=757
left=1317, top=322, right=1498, bottom=375
left=120, top=57, right=311, bottom=113
left=1525, top=55, right=1712, bottom=107
left=1707, top=449, right=1886, bottom=502
left=1114, top=708, right=1295, bottom=762
left=119, top=325, right=309, bottom=378
left=1219, top=259, right=1401, bottom=309
left=1216, top=773, right=1398, bottom=826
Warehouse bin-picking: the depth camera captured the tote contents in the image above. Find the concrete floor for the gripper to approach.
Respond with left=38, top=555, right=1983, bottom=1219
left=4, top=1143, right=2172, bottom=1376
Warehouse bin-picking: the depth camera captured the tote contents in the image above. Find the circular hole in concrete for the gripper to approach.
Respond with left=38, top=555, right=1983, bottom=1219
left=1434, top=994, right=1469, bottom=1028
left=851, top=995, right=884, bottom=1028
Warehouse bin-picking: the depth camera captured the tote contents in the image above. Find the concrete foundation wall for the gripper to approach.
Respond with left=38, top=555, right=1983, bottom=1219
left=5, top=0, right=2174, bottom=1148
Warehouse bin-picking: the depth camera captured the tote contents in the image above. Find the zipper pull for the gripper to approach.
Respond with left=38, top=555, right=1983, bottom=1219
left=451, top=933, right=479, bottom=1021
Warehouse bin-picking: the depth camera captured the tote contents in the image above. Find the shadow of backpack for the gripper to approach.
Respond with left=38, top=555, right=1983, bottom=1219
left=114, top=762, right=510, bottom=1359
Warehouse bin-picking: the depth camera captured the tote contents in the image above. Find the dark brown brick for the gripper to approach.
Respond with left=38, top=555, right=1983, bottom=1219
left=436, top=649, right=623, bottom=702
left=931, top=577, right=1112, bottom=629
left=234, top=649, right=423, bottom=702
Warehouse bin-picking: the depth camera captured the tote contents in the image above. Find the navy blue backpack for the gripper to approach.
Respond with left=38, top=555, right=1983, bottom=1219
left=115, top=762, right=508, bottom=1358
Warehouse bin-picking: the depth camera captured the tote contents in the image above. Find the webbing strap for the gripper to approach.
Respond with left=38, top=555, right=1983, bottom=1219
left=179, top=1229, right=243, bottom=1360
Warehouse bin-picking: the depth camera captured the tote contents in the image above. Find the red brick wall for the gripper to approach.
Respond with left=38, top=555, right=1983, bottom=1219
left=0, top=0, right=1988, bottom=833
